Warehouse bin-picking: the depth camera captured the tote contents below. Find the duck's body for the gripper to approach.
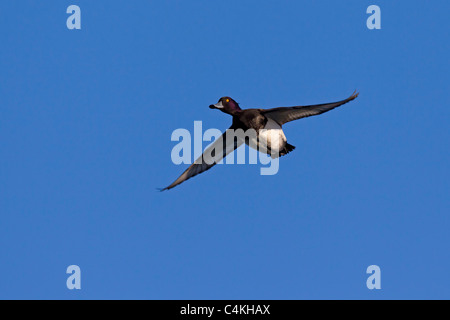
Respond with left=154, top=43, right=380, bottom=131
left=161, top=91, right=359, bottom=191
left=230, top=109, right=292, bottom=157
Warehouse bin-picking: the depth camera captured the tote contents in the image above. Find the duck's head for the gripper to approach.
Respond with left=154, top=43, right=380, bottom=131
left=209, top=96, right=241, bottom=114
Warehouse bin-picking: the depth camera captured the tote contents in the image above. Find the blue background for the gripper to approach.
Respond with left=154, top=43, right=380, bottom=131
left=1, top=1, right=449, bottom=299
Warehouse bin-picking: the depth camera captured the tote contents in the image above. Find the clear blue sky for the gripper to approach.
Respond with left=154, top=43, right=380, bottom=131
left=1, top=1, right=449, bottom=299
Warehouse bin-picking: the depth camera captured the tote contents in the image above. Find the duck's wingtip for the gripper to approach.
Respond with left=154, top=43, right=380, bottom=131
left=156, top=187, right=168, bottom=192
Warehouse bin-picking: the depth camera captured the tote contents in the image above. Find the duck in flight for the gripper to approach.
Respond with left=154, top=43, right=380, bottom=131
left=161, top=91, right=359, bottom=191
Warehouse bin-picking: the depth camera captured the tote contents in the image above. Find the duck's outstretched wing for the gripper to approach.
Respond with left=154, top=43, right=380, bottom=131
left=160, top=128, right=243, bottom=191
left=261, top=91, right=359, bottom=126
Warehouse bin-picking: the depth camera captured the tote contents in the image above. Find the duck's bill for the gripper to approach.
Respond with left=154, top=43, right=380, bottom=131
left=209, top=101, right=223, bottom=109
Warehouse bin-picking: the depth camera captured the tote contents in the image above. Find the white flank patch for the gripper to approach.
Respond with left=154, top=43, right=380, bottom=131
left=258, top=118, right=286, bottom=153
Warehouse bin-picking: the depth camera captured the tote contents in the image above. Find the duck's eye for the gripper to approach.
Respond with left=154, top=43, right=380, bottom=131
left=226, top=98, right=230, bottom=103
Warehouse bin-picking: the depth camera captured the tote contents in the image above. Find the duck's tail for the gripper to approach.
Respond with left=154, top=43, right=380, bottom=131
left=279, top=143, right=296, bottom=157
